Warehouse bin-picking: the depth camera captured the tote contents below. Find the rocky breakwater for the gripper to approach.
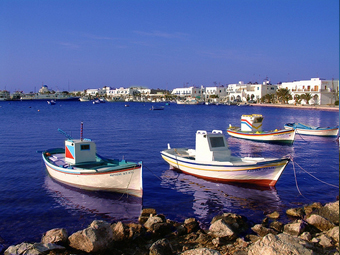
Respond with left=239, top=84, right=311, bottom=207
left=3, top=200, right=339, bottom=255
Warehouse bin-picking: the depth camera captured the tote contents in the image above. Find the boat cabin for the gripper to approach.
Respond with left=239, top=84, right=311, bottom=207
left=241, top=114, right=263, bottom=132
left=195, top=130, right=231, bottom=161
left=65, top=139, right=97, bottom=165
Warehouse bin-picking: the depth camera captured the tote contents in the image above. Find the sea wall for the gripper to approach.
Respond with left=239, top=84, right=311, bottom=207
left=3, top=200, right=339, bottom=255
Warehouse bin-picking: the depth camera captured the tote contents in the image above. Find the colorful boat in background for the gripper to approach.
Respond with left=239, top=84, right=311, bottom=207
left=161, top=130, right=290, bottom=186
left=41, top=123, right=143, bottom=197
left=227, top=114, right=296, bottom=144
left=284, top=122, right=339, bottom=137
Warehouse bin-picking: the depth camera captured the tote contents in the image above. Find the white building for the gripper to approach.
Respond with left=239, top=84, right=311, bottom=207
left=226, top=81, right=277, bottom=102
left=171, top=86, right=203, bottom=98
left=279, top=78, right=339, bottom=105
left=205, top=86, right=227, bottom=98
left=85, top=88, right=106, bottom=97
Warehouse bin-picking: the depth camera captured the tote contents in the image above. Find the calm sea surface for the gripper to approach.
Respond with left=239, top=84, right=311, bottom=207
left=0, top=101, right=339, bottom=246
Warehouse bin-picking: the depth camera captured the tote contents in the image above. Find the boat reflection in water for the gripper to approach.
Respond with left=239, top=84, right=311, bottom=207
left=161, top=169, right=283, bottom=226
left=44, top=176, right=142, bottom=222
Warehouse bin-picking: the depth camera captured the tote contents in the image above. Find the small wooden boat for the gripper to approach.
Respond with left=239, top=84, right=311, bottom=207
left=41, top=123, right=143, bottom=197
left=47, top=100, right=56, bottom=105
left=150, top=105, right=164, bottom=110
left=227, top=114, right=296, bottom=144
left=284, top=122, right=339, bottom=137
left=161, top=130, right=290, bottom=186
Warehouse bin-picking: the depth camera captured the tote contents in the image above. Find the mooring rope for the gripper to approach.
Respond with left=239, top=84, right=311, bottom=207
left=144, top=164, right=162, bottom=181
left=292, top=159, right=339, bottom=189
left=291, top=157, right=308, bottom=199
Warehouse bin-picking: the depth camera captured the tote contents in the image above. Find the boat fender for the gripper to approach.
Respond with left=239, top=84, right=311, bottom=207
left=275, top=129, right=278, bottom=131
left=45, top=152, right=51, bottom=156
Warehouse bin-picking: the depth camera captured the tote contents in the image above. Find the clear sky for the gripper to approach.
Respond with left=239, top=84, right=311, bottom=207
left=1, top=0, right=339, bottom=92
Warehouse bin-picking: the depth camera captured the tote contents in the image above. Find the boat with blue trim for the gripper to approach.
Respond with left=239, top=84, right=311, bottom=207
left=41, top=123, right=143, bottom=197
left=227, top=114, right=296, bottom=144
left=284, top=122, right=339, bottom=137
left=160, top=130, right=290, bottom=186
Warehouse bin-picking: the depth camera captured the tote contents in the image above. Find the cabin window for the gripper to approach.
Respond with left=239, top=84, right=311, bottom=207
left=210, top=137, right=225, bottom=148
left=81, top=144, right=90, bottom=150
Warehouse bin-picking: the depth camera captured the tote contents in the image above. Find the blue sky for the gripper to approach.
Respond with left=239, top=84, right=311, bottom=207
left=1, top=0, right=339, bottom=92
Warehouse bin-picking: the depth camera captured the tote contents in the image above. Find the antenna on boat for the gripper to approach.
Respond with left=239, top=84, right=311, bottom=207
left=80, top=122, right=83, bottom=141
left=58, top=128, right=73, bottom=141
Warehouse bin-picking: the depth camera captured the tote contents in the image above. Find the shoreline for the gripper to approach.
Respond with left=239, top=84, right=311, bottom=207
left=251, top=103, right=339, bottom=112
left=3, top=200, right=339, bottom=255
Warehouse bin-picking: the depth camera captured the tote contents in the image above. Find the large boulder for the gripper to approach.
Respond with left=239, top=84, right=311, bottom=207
left=149, top=238, right=173, bottom=255
left=283, top=220, right=307, bottom=236
left=306, top=214, right=335, bottom=232
left=41, top=228, right=68, bottom=246
left=211, top=213, right=248, bottom=235
left=209, top=219, right=237, bottom=241
left=4, top=242, right=65, bottom=255
left=311, top=200, right=339, bottom=225
left=248, top=233, right=314, bottom=255
left=68, top=220, right=113, bottom=253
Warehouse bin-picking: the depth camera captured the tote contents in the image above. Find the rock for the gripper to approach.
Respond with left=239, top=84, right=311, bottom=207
left=139, top=208, right=157, bottom=224
left=304, top=202, right=322, bottom=215
left=306, top=214, right=335, bottom=231
left=111, top=221, right=127, bottom=241
left=286, top=207, right=305, bottom=218
left=269, top=221, right=283, bottom=233
left=325, top=226, right=339, bottom=244
left=283, top=220, right=306, bottom=236
left=41, top=228, right=68, bottom=245
left=144, top=215, right=164, bottom=230
left=68, top=220, right=113, bottom=253
left=209, top=219, right=237, bottom=240
left=299, top=231, right=312, bottom=241
left=211, top=213, right=248, bottom=235
left=251, top=224, right=277, bottom=237
left=311, top=200, right=339, bottom=225
left=149, top=238, right=173, bottom=255
left=312, top=233, right=334, bottom=248
left=4, top=242, right=65, bottom=255
left=184, top=218, right=200, bottom=233
left=267, top=211, right=280, bottom=219
left=127, top=222, right=145, bottom=240
left=248, top=233, right=314, bottom=255
left=181, top=247, right=222, bottom=255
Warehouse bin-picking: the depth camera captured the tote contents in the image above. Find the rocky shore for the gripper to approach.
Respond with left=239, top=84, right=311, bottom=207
left=3, top=200, right=339, bottom=255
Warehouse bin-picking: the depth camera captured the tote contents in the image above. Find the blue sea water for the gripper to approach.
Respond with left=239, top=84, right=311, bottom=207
left=0, top=101, right=339, bottom=246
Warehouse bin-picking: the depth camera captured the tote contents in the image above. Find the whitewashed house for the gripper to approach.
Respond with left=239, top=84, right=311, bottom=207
left=279, top=78, right=339, bottom=105
left=171, top=86, right=203, bottom=98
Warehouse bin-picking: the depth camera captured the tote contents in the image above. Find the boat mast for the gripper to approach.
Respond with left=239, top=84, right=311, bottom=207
left=80, top=122, right=83, bottom=141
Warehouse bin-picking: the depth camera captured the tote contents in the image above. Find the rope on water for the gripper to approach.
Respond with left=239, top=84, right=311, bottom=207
left=144, top=165, right=162, bottom=181
left=293, top=159, right=339, bottom=189
left=291, top=157, right=307, bottom=199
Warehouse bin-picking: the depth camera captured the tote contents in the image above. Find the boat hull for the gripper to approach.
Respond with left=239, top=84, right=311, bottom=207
left=227, top=128, right=296, bottom=143
left=161, top=149, right=289, bottom=186
left=284, top=123, right=339, bottom=137
left=42, top=152, right=143, bottom=197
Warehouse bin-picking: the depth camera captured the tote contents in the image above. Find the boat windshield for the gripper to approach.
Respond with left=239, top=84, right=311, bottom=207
left=210, top=137, right=225, bottom=148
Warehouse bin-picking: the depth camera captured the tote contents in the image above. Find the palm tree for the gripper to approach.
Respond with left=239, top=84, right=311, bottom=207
left=276, top=88, right=292, bottom=104
left=301, top=93, right=312, bottom=104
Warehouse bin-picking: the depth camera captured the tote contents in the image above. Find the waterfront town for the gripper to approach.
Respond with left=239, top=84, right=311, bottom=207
left=0, top=77, right=339, bottom=106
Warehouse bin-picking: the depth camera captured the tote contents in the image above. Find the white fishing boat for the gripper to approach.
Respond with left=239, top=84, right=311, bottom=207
left=227, top=114, right=296, bottom=144
left=41, top=123, right=143, bottom=197
left=284, top=122, right=339, bottom=137
left=161, top=130, right=290, bottom=186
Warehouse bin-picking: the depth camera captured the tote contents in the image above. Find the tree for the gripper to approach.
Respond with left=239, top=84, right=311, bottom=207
left=294, top=95, right=301, bottom=105
left=301, top=93, right=312, bottom=104
left=276, top=88, right=292, bottom=104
